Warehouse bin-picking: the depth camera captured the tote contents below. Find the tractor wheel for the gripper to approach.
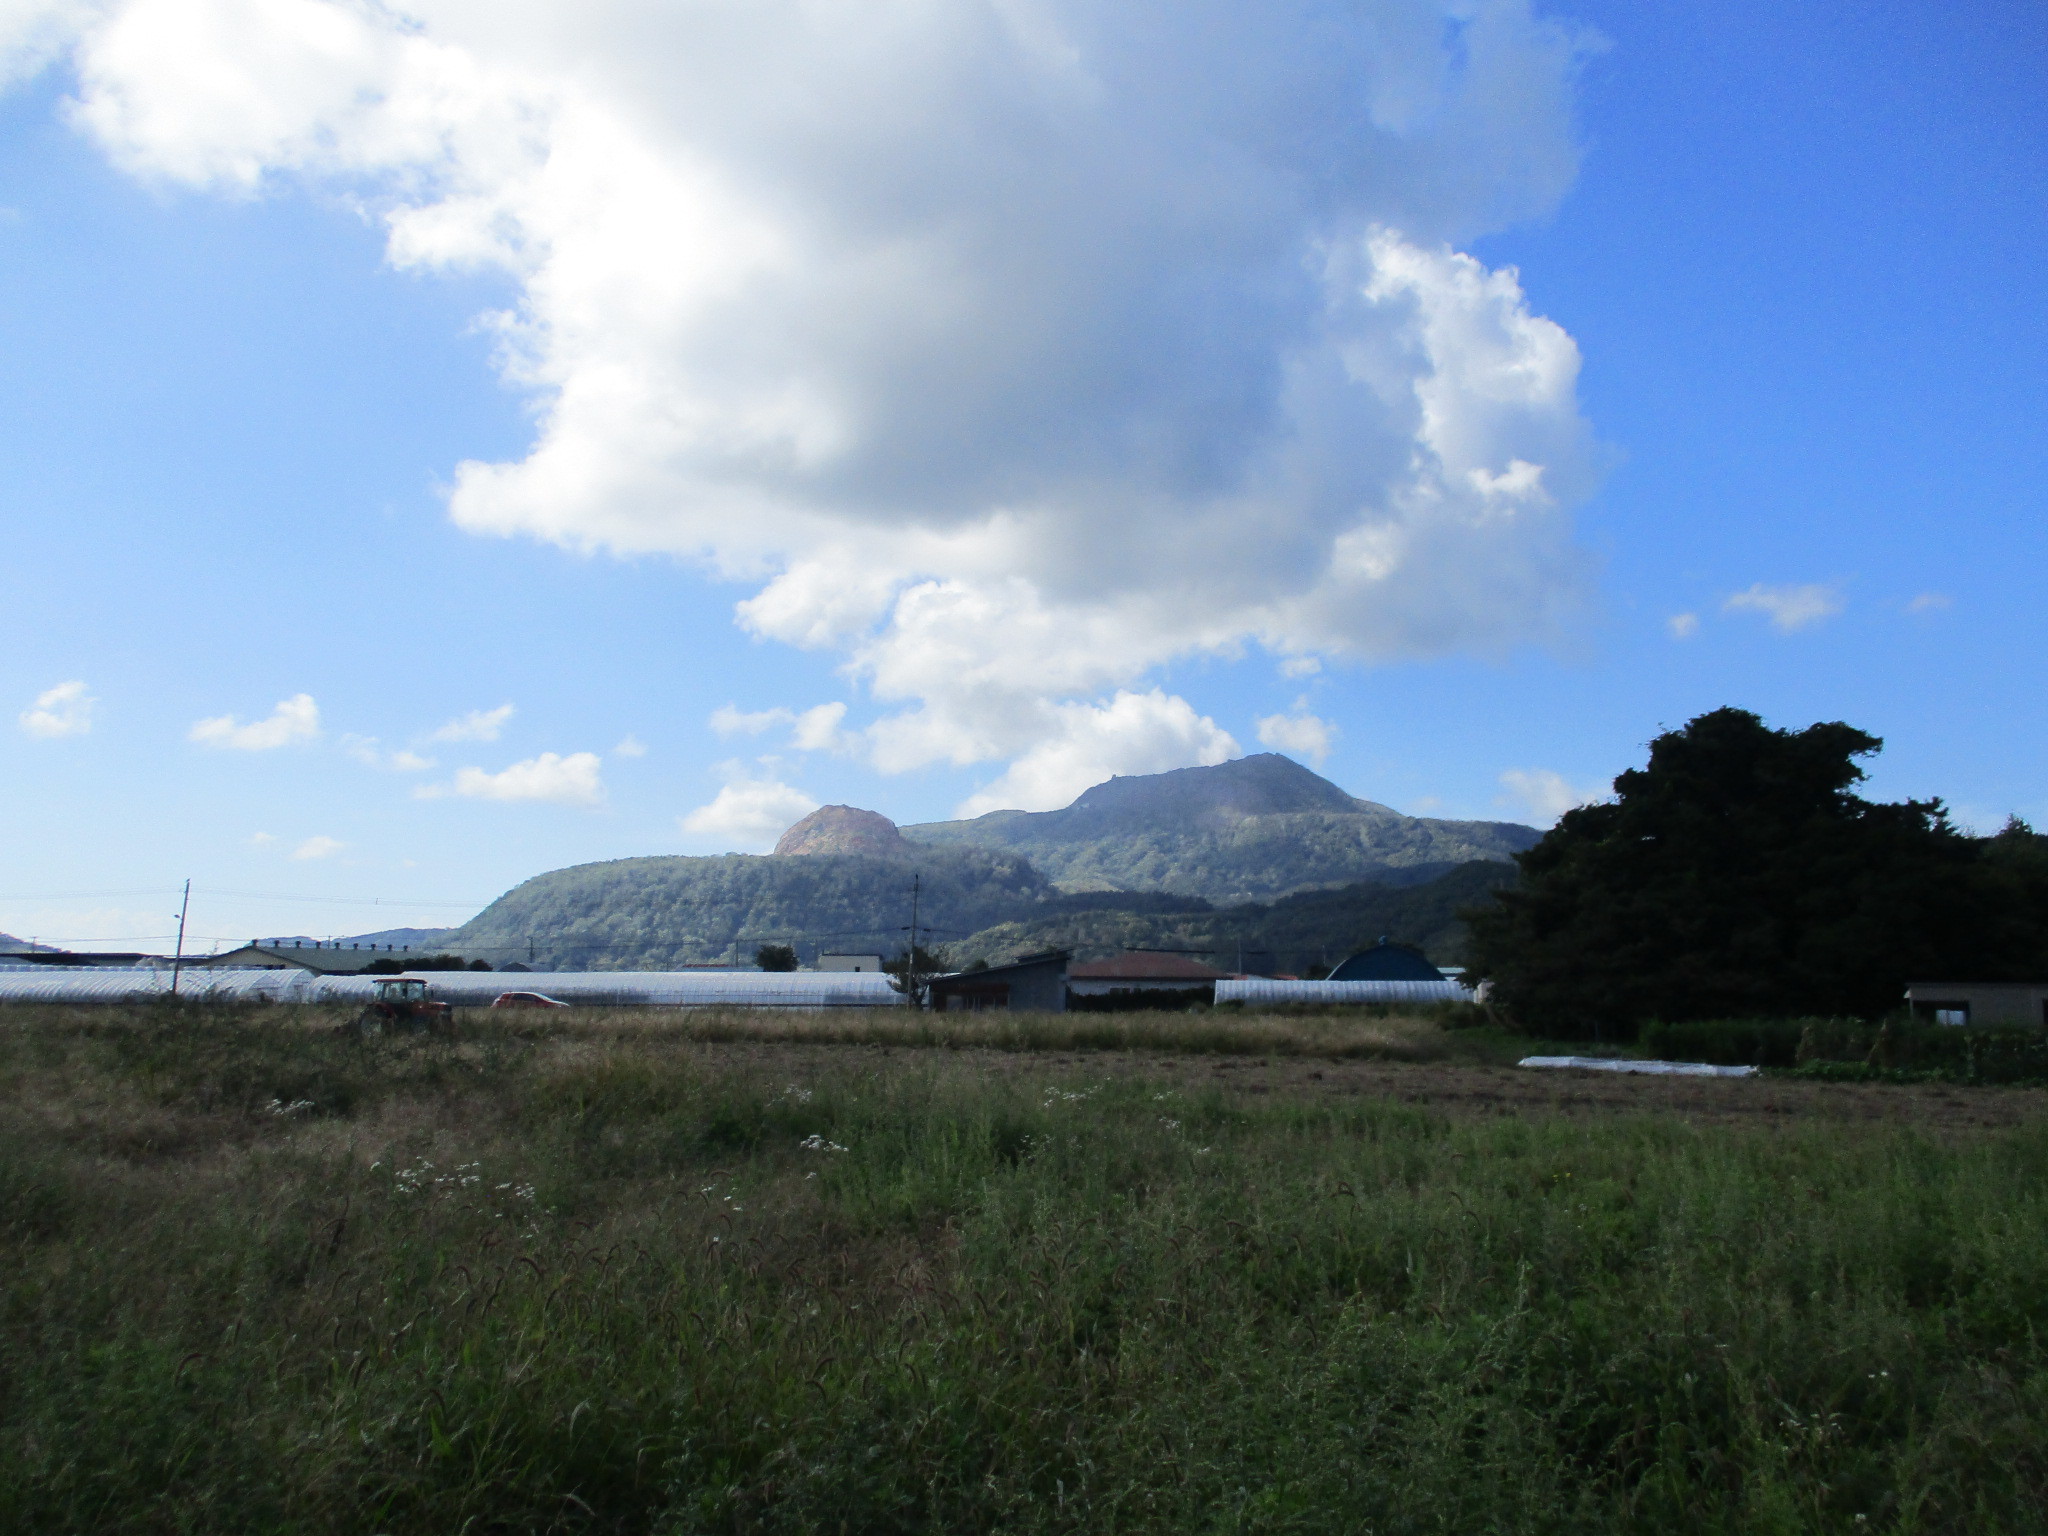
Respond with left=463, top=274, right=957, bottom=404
left=352, top=1007, right=384, bottom=1039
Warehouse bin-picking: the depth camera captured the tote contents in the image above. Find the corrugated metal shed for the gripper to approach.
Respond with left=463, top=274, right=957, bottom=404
left=1214, top=977, right=1470, bottom=1006
left=0, top=967, right=905, bottom=1008
left=928, top=951, right=1070, bottom=1012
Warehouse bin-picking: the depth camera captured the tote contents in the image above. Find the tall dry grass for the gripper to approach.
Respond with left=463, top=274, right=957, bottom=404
left=506, top=1001, right=1464, bottom=1060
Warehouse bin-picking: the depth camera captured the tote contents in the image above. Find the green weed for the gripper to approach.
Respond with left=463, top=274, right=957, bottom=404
left=1, top=1004, right=2045, bottom=1532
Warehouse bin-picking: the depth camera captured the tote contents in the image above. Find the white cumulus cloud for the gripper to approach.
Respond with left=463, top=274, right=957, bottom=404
left=1723, top=583, right=1844, bottom=633
left=1667, top=612, right=1699, bottom=640
left=189, top=692, right=320, bottom=750
left=710, top=701, right=854, bottom=754
left=613, top=733, right=648, bottom=757
left=342, top=734, right=436, bottom=772
left=712, top=705, right=793, bottom=738
left=292, top=834, right=343, bottom=860
left=1255, top=708, right=1337, bottom=766
left=956, top=688, right=1239, bottom=816
left=1498, top=766, right=1605, bottom=826
left=680, top=768, right=819, bottom=851
left=19, top=679, right=94, bottom=738
left=790, top=703, right=853, bottom=754
left=422, top=751, right=605, bottom=805
left=19, top=1, right=1603, bottom=785
left=429, top=704, right=515, bottom=743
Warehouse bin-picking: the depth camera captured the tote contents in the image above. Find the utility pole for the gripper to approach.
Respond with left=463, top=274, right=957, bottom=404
left=905, top=872, right=925, bottom=1008
left=170, top=880, right=191, bottom=998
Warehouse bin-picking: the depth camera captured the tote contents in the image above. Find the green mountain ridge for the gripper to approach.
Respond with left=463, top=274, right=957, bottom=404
left=953, top=861, right=1516, bottom=974
left=903, top=753, right=1539, bottom=903
left=436, top=845, right=1052, bottom=970
left=430, top=756, right=1535, bottom=970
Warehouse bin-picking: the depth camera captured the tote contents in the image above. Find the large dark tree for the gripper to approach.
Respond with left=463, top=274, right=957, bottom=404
left=1466, top=708, right=2048, bottom=1035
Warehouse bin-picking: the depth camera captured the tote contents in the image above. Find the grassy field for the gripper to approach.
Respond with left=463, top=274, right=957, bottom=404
left=6, top=1002, right=2048, bottom=1533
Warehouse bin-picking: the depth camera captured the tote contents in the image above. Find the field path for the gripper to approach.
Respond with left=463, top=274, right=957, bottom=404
left=669, top=1038, right=2048, bottom=1132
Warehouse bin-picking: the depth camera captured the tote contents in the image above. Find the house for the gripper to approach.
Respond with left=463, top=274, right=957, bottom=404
left=928, top=951, right=1070, bottom=1012
left=1067, top=950, right=1229, bottom=1009
left=817, top=954, right=885, bottom=973
left=1904, top=982, right=2048, bottom=1027
left=1325, top=939, right=1448, bottom=982
left=193, top=941, right=422, bottom=975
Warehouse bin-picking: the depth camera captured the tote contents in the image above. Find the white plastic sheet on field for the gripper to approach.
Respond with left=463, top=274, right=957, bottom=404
left=1518, top=1056, right=1759, bottom=1078
left=1215, top=978, right=1469, bottom=1006
left=0, top=967, right=905, bottom=1008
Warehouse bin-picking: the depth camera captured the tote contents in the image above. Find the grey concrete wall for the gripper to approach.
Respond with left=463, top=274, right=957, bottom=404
left=1906, top=984, right=2048, bottom=1027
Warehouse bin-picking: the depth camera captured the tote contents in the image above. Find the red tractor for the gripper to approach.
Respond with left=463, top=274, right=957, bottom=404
left=352, top=977, right=454, bottom=1037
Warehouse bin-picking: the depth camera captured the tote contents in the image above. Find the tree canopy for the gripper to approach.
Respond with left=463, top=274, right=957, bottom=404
left=1466, top=708, right=2048, bottom=1034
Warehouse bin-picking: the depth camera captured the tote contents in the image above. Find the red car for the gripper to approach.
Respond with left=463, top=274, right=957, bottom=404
left=489, top=991, right=569, bottom=1009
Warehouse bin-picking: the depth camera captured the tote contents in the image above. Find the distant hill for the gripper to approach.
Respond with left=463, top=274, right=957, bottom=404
left=429, top=756, right=1536, bottom=968
left=903, top=754, right=1539, bottom=904
left=0, top=933, right=67, bottom=954
left=432, top=842, right=1053, bottom=970
left=344, top=927, right=455, bottom=949
left=950, top=860, right=1517, bottom=975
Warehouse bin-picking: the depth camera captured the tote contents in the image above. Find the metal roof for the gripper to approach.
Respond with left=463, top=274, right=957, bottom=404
left=196, top=944, right=410, bottom=974
left=1069, top=951, right=1227, bottom=981
left=1214, top=977, right=1469, bottom=1006
left=932, top=950, right=1070, bottom=983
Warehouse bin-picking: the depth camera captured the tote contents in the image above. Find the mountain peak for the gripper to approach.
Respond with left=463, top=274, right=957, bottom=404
left=900, top=752, right=1538, bottom=904
left=1066, top=753, right=1360, bottom=820
left=773, top=804, right=912, bottom=858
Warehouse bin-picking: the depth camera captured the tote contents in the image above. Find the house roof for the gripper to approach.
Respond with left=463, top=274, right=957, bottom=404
left=1068, top=950, right=1227, bottom=981
left=933, top=950, right=1070, bottom=984
left=198, top=943, right=402, bottom=975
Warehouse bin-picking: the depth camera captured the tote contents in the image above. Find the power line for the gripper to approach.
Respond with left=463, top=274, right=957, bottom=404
left=0, top=888, right=185, bottom=902
left=188, top=889, right=490, bottom=909
left=0, top=886, right=488, bottom=909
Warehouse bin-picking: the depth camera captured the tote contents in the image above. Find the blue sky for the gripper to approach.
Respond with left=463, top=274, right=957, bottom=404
left=1, top=0, right=2042, bottom=952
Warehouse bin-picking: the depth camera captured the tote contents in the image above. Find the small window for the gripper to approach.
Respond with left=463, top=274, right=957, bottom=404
left=1934, top=1006, right=1969, bottom=1027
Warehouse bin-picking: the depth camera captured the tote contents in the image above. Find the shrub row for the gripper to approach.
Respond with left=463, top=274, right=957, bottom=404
left=1638, top=1014, right=2048, bottom=1083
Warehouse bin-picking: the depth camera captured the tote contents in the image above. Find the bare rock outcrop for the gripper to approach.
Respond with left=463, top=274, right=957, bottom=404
left=773, top=804, right=913, bottom=858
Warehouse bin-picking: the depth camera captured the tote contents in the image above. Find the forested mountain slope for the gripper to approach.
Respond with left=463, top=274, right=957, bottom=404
left=951, top=860, right=1517, bottom=975
left=904, top=754, right=1539, bottom=903
left=431, top=757, right=1534, bottom=969
left=433, top=845, right=1051, bottom=970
